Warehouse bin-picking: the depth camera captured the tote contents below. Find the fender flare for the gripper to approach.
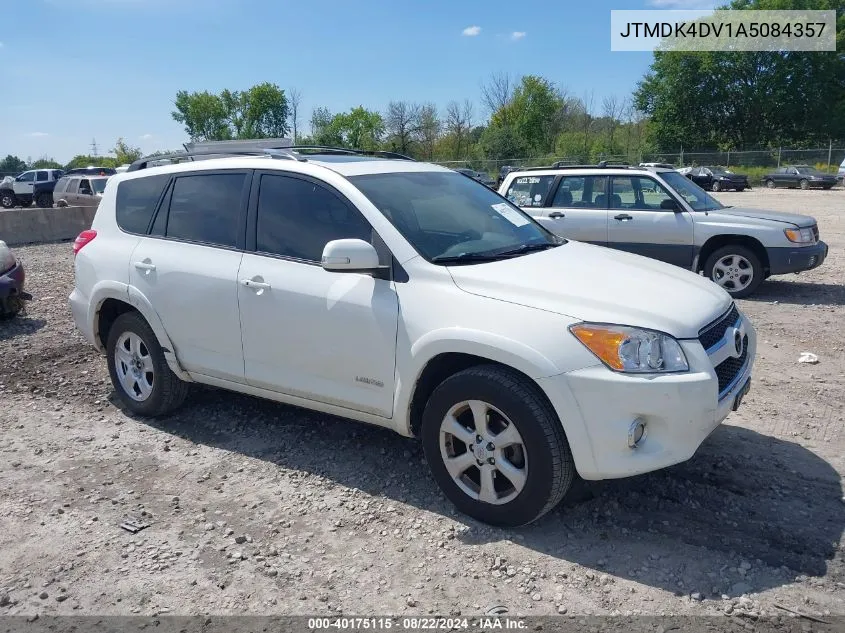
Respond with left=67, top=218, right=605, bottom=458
left=87, top=282, right=191, bottom=381
left=391, top=328, right=562, bottom=436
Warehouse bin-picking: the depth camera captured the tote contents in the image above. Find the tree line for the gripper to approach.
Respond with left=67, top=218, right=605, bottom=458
left=0, top=138, right=144, bottom=174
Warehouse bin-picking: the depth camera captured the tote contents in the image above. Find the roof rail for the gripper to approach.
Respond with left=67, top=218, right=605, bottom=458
left=127, top=144, right=417, bottom=172
left=517, top=162, right=636, bottom=172
left=127, top=147, right=306, bottom=172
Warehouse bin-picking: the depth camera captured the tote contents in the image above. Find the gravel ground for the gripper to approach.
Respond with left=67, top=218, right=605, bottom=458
left=0, top=188, right=843, bottom=621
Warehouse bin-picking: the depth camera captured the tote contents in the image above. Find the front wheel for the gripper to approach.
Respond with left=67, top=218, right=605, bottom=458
left=711, top=181, right=721, bottom=192
left=799, top=179, right=809, bottom=190
left=421, top=365, right=575, bottom=527
left=704, top=245, right=764, bottom=298
left=0, top=191, right=16, bottom=208
left=106, top=311, right=189, bottom=417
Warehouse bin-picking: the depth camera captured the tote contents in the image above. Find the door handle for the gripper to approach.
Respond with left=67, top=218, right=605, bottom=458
left=614, top=213, right=633, bottom=221
left=548, top=211, right=566, bottom=219
left=240, top=279, right=271, bottom=290
left=133, top=261, right=156, bottom=272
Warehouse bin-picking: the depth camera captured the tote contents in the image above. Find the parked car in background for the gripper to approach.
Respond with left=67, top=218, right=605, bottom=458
left=497, top=165, right=519, bottom=187
left=54, top=175, right=110, bottom=208
left=71, top=146, right=757, bottom=526
left=0, top=169, right=64, bottom=209
left=500, top=163, right=827, bottom=298
left=455, top=167, right=496, bottom=188
left=0, top=240, right=29, bottom=318
left=639, top=162, right=676, bottom=170
left=837, top=157, right=844, bottom=183
left=762, top=165, right=837, bottom=190
left=685, top=166, right=749, bottom=192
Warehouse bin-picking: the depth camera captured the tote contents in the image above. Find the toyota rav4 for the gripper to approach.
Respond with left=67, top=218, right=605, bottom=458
left=70, top=147, right=757, bottom=526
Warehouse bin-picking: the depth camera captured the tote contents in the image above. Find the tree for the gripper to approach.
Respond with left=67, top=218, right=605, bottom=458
left=417, top=104, right=441, bottom=160
left=172, top=83, right=290, bottom=141
left=581, top=91, right=595, bottom=157
left=0, top=155, right=27, bottom=173
left=480, top=124, right=527, bottom=160
left=634, top=0, right=845, bottom=149
left=65, top=155, right=118, bottom=170
left=480, top=72, right=514, bottom=119
left=312, top=107, right=384, bottom=149
left=112, top=138, right=142, bottom=164
left=444, top=99, right=474, bottom=159
left=310, top=106, right=334, bottom=144
left=30, top=157, right=63, bottom=169
left=385, top=101, right=421, bottom=155
left=601, top=95, right=623, bottom=153
left=172, top=90, right=231, bottom=141
left=289, top=87, right=303, bottom=143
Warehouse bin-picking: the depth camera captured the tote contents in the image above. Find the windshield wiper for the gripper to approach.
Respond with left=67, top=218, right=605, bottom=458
left=431, top=252, right=511, bottom=264
left=491, top=242, right=562, bottom=257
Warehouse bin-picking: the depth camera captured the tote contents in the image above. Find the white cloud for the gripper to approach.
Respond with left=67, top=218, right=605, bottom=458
left=646, top=0, right=716, bottom=7
left=28, top=132, right=49, bottom=137
left=462, top=25, right=481, bottom=37
left=140, top=133, right=153, bottom=140
left=511, top=31, right=526, bottom=41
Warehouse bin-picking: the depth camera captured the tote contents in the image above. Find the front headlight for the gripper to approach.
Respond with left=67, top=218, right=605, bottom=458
left=570, top=323, right=689, bottom=373
left=0, top=240, right=15, bottom=272
left=784, top=227, right=815, bottom=244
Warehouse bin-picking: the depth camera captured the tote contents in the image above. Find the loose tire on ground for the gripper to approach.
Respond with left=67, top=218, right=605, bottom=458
left=704, top=244, right=764, bottom=299
left=421, top=364, right=575, bottom=527
left=106, top=311, right=189, bottom=417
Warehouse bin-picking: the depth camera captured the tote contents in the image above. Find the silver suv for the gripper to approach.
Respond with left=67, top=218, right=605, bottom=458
left=500, top=164, right=828, bottom=298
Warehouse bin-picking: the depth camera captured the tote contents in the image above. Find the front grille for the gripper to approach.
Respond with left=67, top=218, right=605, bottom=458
left=698, top=304, right=739, bottom=351
left=715, top=335, right=749, bottom=397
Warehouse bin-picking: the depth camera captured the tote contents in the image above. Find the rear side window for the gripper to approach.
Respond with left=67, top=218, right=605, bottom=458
left=165, top=173, right=245, bottom=247
left=505, top=175, right=555, bottom=207
left=54, top=177, right=68, bottom=194
left=66, top=179, right=80, bottom=194
left=115, top=174, right=169, bottom=234
left=36, top=171, right=48, bottom=182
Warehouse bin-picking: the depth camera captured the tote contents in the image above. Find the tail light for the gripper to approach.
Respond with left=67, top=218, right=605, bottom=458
left=73, top=230, right=97, bottom=255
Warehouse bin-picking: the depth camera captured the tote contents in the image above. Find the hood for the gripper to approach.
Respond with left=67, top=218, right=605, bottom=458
left=447, top=241, right=731, bottom=339
left=717, top=173, right=748, bottom=181
left=714, top=206, right=816, bottom=227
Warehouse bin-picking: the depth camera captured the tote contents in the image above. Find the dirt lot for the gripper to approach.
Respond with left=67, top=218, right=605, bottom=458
left=0, top=188, right=843, bottom=621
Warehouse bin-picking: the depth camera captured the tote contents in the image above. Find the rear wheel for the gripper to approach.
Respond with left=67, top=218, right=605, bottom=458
left=704, top=244, right=764, bottom=298
left=799, top=179, right=809, bottom=190
left=36, top=193, right=52, bottom=208
left=0, top=191, right=15, bottom=209
left=106, top=311, right=189, bottom=417
left=421, top=365, right=575, bottom=527
left=765, top=179, right=775, bottom=189
left=735, top=187, right=745, bottom=192
left=711, top=181, right=721, bottom=192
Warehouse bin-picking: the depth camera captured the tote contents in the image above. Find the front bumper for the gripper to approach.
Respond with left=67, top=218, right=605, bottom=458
left=767, top=240, right=828, bottom=275
left=538, top=318, right=756, bottom=480
left=0, top=259, right=30, bottom=314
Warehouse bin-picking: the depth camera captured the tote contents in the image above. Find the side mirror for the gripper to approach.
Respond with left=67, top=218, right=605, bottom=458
left=321, top=239, right=380, bottom=272
left=660, top=198, right=680, bottom=211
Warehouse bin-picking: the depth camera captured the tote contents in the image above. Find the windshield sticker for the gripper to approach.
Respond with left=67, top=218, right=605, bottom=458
left=515, top=177, right=541, bottom=184
left=534, top=194, right=542, bottom=202
left=492, top=202, right=530, bottom=227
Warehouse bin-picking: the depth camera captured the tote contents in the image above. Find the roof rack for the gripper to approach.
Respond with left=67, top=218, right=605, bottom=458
left=518, top=161, right=635, bottom=172
left=127, top=147, right=305, bottom=172
left=127, top=144, right=416, bottom=172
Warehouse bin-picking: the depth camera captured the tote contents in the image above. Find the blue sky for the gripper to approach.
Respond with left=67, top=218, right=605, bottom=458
left=2, top=0, right=715, bottom=163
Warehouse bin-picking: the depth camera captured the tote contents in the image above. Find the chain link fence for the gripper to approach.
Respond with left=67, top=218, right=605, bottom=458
left=434, top=146, right=845, bottom=178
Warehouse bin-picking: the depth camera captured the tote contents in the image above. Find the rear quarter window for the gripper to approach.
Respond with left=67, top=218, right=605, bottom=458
left=505, top=175, right=555, bottom=207
left=115, top=174, right=170, bottom=234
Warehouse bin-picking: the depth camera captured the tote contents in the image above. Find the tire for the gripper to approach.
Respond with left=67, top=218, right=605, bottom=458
left=36, top=193, right=52, bottom=208
left=735, top=187, right=745, bottom=192
left=106, top=311, right=189, bottom=417
left=421, top=365, right=575, bottom=527
left=711, top=181, right=721, bottom=192
left=704, top=244, right=764, bottom=299
left=823, top=185, right=833, bottom=190
left=0, top=191, right=16, bottom=209
left=18, top=198, right=31, bottom=208
left=799, top=179, right=809, bottom=190
left=765, top=179, right=775, bottom=189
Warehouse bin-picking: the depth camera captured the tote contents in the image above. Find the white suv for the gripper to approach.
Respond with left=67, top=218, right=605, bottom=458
left=69, top=148, right=756, bottom=526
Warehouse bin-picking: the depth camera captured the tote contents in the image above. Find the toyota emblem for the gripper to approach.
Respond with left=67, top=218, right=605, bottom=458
left=734, top=330, right=744, bottom=357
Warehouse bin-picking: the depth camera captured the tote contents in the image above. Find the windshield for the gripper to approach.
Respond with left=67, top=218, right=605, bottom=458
left=349, top=171, right=560, bottom=263
left=660, top=171, right=725, bottom=211
left=92, top=178, right=109, bottom=193
left=795, top=166, right=822, bottom=175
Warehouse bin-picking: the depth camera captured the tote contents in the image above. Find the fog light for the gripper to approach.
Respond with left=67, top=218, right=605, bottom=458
left=628, top=419, right=647, bottom=449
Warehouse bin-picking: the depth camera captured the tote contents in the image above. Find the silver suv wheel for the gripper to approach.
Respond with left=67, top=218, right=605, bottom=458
left=114, top=331, right=155, bottom=401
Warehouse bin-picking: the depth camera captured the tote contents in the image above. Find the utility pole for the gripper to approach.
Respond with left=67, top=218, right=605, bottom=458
left=827, top=138, right=833, bottom=172
left=90, top=138, right=98, bottom=157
